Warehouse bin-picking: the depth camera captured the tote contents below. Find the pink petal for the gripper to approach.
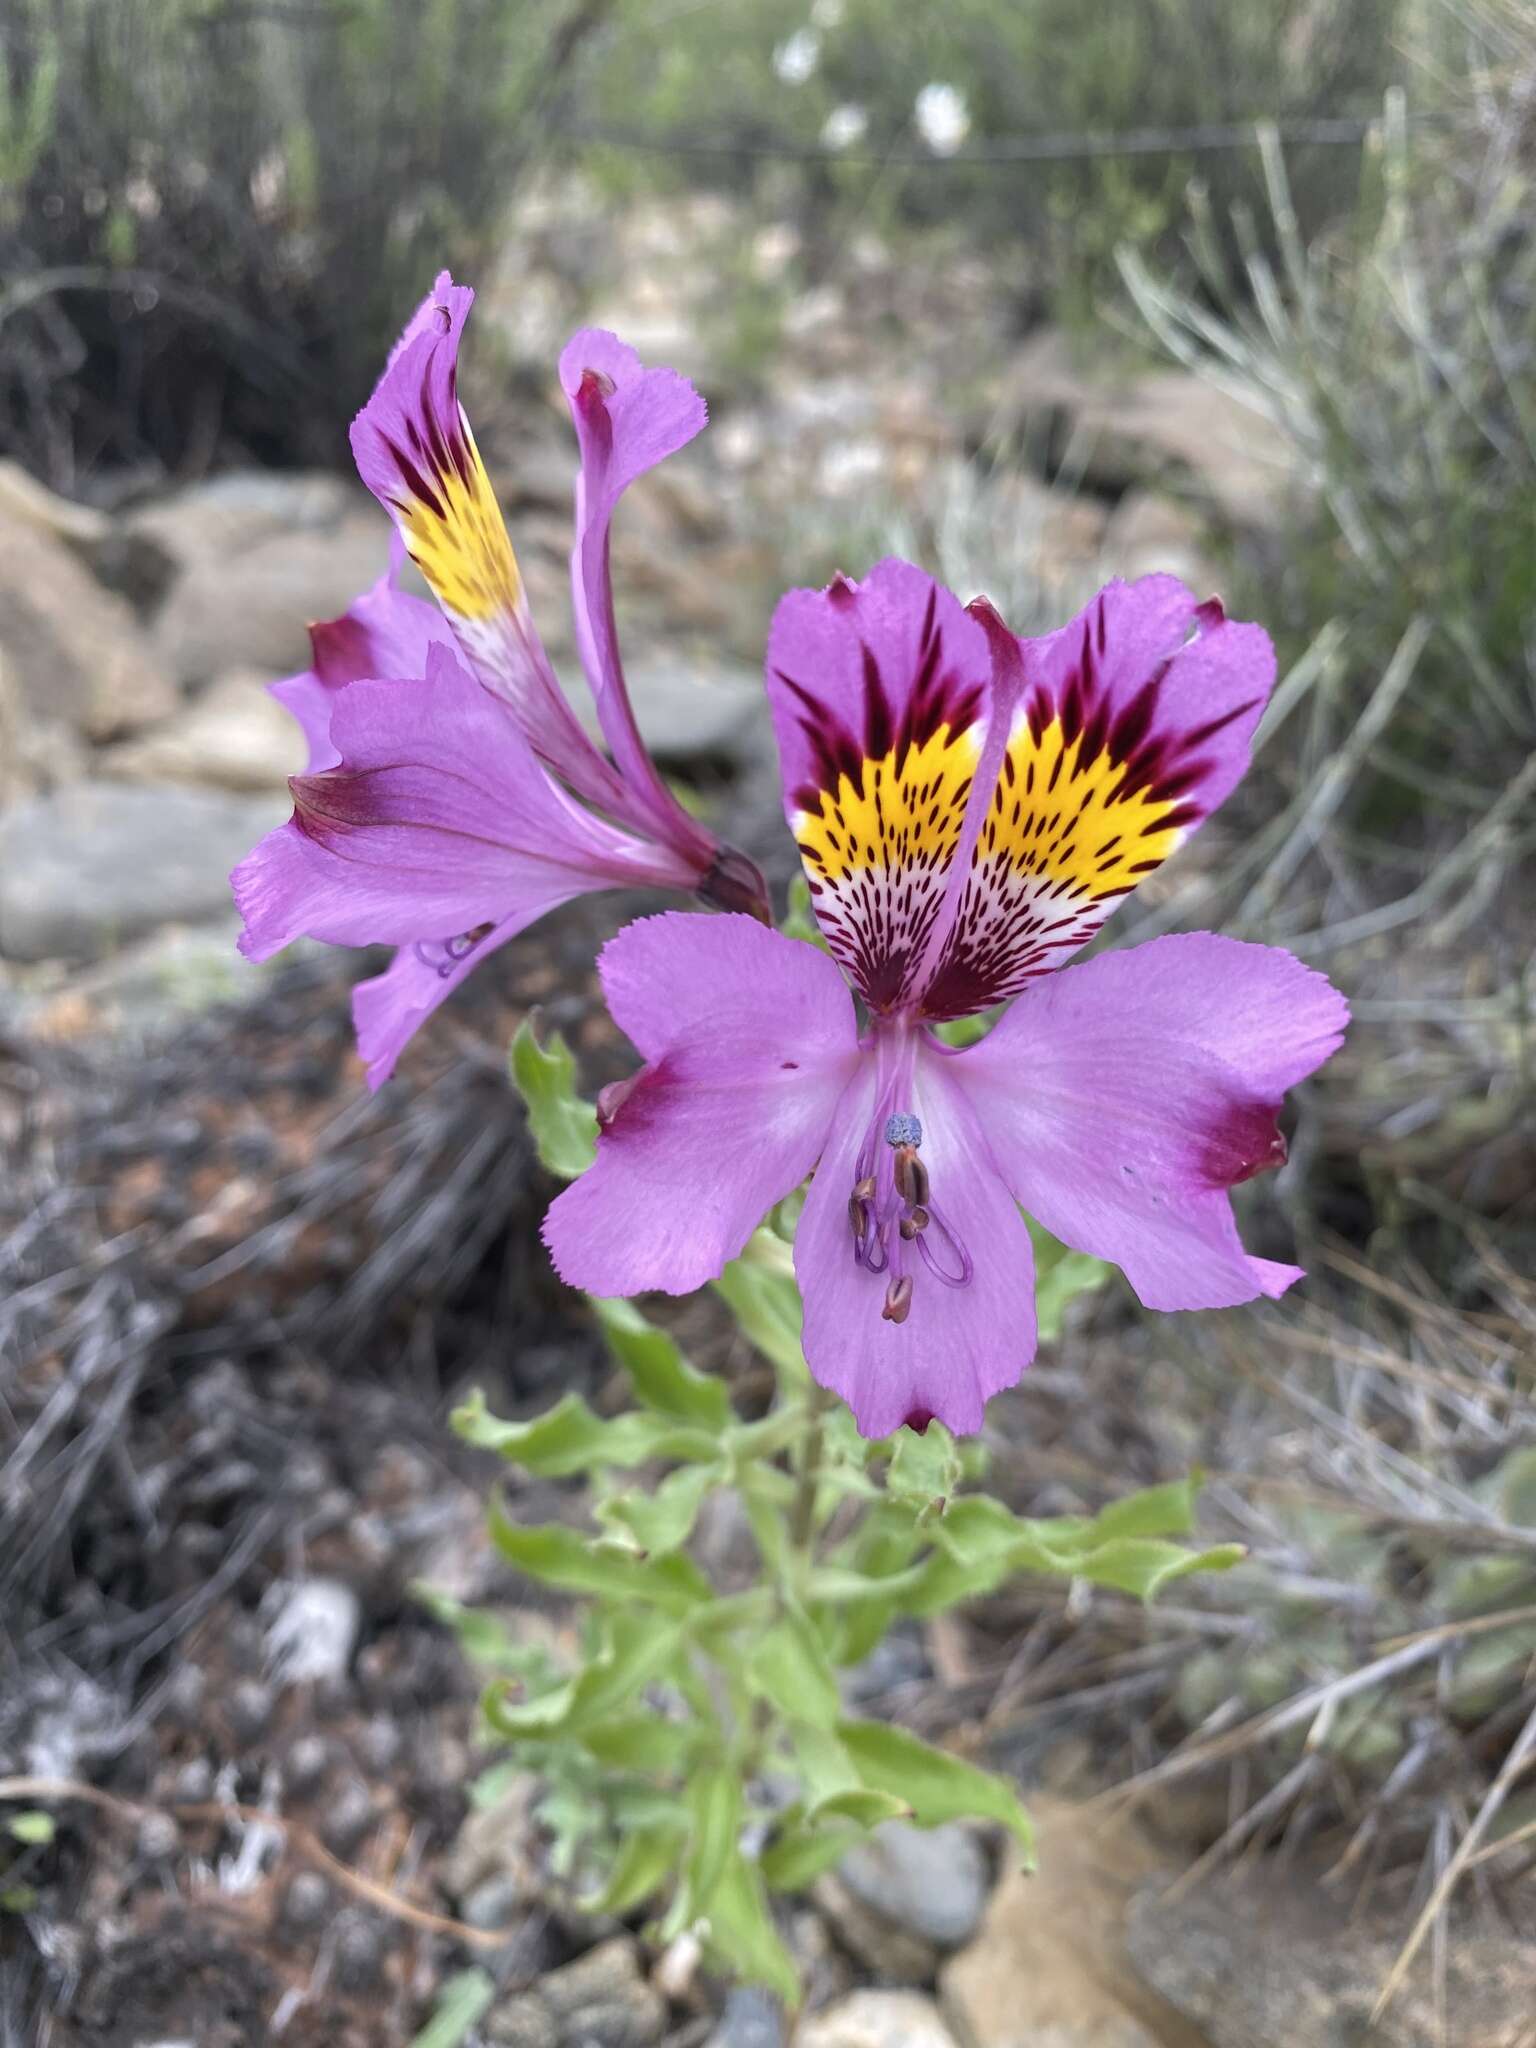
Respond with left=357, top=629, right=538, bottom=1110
left=271, top=549, right=455, bottom=772
left=350, top=273, right=621, bottom=812
left=558, top=327, right=718, bottom=869
left=921, top=577, right=1276, bottom=1017
left=795, top=1046, right=1037, bottom=1439
left=953, top=934, right=1347, bottom=1311
left=351, top=915, right=524, bottom=1090
left=542, top=914, right=858, bottom=1296
left=232, top=644, right=691, bottom=960
left=764, top=559, right=996, bottom=1011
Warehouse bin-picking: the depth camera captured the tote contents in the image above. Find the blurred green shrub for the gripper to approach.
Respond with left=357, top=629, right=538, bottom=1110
left=1121, top=7, right=1536, bottom=804
left=578, top=0, right=1404, bottom=326
left=0, top=0, right=610, bottom=484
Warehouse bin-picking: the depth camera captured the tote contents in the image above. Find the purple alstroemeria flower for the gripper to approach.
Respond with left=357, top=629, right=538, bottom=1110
left=233, top=273, right=768, bottom=1088
left=544, top=559, right=1348, bottom=1439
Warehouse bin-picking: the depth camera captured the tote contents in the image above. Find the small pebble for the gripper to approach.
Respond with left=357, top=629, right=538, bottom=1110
left=320, top=1780, right=376, bottom=1857
left=226, top=1678, right=274, bottom=1741
left=333, top=1908, right=386, bottom=1992
left=284, top=1733, right=331, bottom=1795
left=171, top=1757, right=213, bottom=1805
left=282, top=1870, right=332, bottom=1930
left=134, top=1812, right=180, bottom=1862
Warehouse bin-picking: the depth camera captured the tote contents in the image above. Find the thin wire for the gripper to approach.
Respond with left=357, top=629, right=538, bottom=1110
left=563, top=111, right=1451, bottom=170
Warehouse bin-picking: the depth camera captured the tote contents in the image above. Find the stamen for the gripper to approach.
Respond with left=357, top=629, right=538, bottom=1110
left=893, top=1149, right=929, bottom=1209
left=914, top=1200, right=973, bottom=1287
left=848, top=1194, right=869, bottom=1239
left=882, top=1275, right=914, bottom=1324
left=412, top=921, right=495, bottom=980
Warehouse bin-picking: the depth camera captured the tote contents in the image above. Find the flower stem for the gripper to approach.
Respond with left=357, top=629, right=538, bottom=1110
left=789, top=1384, right=836, bottom=1561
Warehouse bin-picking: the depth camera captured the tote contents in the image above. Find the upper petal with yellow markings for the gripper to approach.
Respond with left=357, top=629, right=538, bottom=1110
left=349, top=272, right=619, bottom=810
left=921, top=578, right=1275, bottom=1018
left=765, top=560, right=993, bottom=1011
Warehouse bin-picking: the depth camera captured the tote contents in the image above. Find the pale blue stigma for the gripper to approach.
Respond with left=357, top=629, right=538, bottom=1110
left=884, top=1112, right=923, bottom=1149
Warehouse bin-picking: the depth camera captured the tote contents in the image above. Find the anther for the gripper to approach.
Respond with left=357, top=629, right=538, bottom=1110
left=893, top=1149, right=929, bottom=1209
left=881, top=1275, right=914, bottom=1324
left=848, top=1194, right=869, bottom=1239
left=853, top=1175, right=877, bottom=1202
left=899, top=1206, right=930, bottom=1240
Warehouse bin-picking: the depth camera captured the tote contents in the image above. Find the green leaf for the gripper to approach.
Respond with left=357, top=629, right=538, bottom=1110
left=1027, top=1214, right=1112, bottom=1340
left=592, top=1298, right=733, bottom=1429
left=409, top=1969, right=495, bottom=2048
left=788, top=1720, right=861, bottom=1806
left=685, top=1763, right=743, bottom=1901
left=509, top=1016, right=598, bottom=1179
left=837, top=1719, right=1034, bottom=1863
left=0, top=1886, right=38, bottom=1913
left=580, top=1712, right=699, bottom=1774
left=747, top=1608, right=841, bottom=1729
left=887, top=1425, right=961, bottom=1506
left=702, top=1852, right=800, bottom=2004
left=484, top=1611, right=685, bottom=1738
left=761, top=1815, right=862, bottom=1891
left=5, top=1813, right=54, bottom=1847
left=1072, top=1536, right=1246, bottom=1601
left=598, top=1463, right=719, bottom=1555
left=415, top=1585, right=561, bottom=1680
left=489, top=1508, right=713, bottom=1616
left=1086, top=1475, right=1203, bottom=1543
left=713, top=1234, right=808, bottom=1385
left=582, top=1823, right=686, bottom=1916
left=454, top=1386, right=717, bottom=1475
left=812, top=1788, right=910, bottom=1826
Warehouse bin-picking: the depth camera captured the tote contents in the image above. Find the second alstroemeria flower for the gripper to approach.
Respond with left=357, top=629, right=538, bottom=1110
left=544, top=561, right=1348, bottom=1438
left=233, top=273, right=768, bottom=1087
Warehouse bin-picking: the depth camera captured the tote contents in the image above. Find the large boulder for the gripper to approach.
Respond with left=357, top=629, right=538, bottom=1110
left=0, top=510, right=177, bottom=745
left=0, top=780, right=285, bottom=961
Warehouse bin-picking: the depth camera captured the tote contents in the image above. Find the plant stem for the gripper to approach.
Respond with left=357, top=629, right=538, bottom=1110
left=789, top=1385, right=835, bottom=1560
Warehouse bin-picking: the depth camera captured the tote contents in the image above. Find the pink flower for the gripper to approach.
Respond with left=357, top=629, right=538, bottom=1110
left=544, top=560, right=1347, bottom=1438
left=233, top=273, right=768, bottom=1088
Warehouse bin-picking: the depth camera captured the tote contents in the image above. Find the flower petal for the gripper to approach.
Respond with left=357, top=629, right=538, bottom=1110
left=795, top=1046, right=1037, bottom=1439
left=350, top=273, right=618, bottom=809
left=271, top=544, right=454, bottom=771
left=351, top=913, right=525, bottom=1090
left=953, top=934, right=1347, bottom=1310
left=558, top=327, right=718, bottom=867
left=232, top=643, right=688, bottom=959
left=921, top=577, right=1275, bottom=1017
left=765, top=559, right=996, bottom=1011
left=542, top=914, right=858, bottom=1297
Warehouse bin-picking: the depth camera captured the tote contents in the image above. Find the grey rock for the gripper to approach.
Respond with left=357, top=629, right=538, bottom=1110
left=333, top=1907, right=388, bottom=1992
left=263, top=1578, right=362, bottom=1688
left=1103, top=489, right=1217, bottom=596
left=127, top=469, right=358, bottom=571
left=1125, top=1871, right=1536, bottom=2048
left=0, top=782, right=285, bottom=962
left=281, top=1871, right=332, bottom=1931
left=813, top=1875, right=939, bottom=1987
left=321, top=1780, right=377, bottom=1858
left=284, top=1734, right=332, bottom=1796
left=444, top=1775, right=540, bottom=1904
left=578, top=648, right=768, bottom=770
left=486, top=1995, right=560, bottom=2048
left=800, top=1991, right=960, bottom=2048
left=0, top=509, right=176, bottom=742
left=462, top=1872, right=527, bottom=1933
left=170, top=1757, right=213, bottom=1805
left=836, top=1822, right=990, bottom=1952
left=0, top=458, right=111, bottom=546
left=134, top=1812, right=181, bottom=1862
left=101, top=667, right=306, bottom=791
left=707, top=1986, right=785, bottom=2048
left=151, top=511, right=389, bottom=686
left=226, top=1679, right=274, bottom=1741
left=997, top=327, right=1298, bottom=531
left=487, top=1939, right=665, bottom=2048
left=539, top=1937, right=667, bottom=2048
